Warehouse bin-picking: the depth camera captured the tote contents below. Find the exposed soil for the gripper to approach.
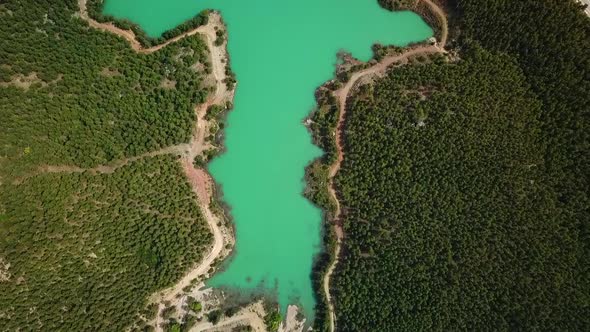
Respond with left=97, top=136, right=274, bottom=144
left=279, top=305, right=307, bottom=332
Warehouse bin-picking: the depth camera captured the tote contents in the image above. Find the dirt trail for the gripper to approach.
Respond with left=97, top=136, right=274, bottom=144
left=10, top=144, right=190, bottom=185
left=39, top=145, right=188, bottom=175
left=323, top=46, right=440, bottom=332
left=422, top=0, right=448, bottom=47
left=323, top=1, right=448, bottom=331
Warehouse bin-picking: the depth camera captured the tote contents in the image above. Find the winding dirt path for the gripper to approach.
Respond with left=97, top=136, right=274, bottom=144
left=423, top=0, right=448, bottom=47
left=11, top=144, right=192, bottom=186
left=323, top=1, right=448, bottom=331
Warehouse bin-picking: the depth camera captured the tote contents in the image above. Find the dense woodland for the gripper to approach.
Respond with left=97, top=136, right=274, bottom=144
left=326, top=0, right=589, bottom=330
left=0, top=0, right=213, bottom=330
left=0, top=0, right=212, bottom=177
left=0, top=156, right=211, bottom=330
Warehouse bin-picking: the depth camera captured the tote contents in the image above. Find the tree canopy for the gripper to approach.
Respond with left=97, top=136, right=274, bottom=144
left=325, top=0, right=589, bottom=330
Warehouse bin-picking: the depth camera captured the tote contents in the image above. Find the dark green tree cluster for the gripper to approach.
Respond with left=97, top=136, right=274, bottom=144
left=0, top=156, right=212, bottom=330
left=162, top=12, right=209, bottom=41
left=331, top=42, right=588, bottom=330
left=207, top=309, right=222, bottom=325
left=456, top=0, right=589, bottom=273
left=87, top=0, right=209, bottom=47
left=0, top=0, right=211, bottom=177
left=264, top=310, right=283, bottom=332
left=214, top=29, right=226, bottom=47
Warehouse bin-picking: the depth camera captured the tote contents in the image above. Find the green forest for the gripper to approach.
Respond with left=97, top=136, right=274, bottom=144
left=324, top=0, right=589, bottom=330
left=0, top=0, right=213, bottom=330
left=0, top=0, right=212, bottom=177
left=0, top=156, right=211, bottom=330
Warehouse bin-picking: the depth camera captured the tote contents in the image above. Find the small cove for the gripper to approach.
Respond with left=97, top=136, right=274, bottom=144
left=103, top=0, right=432, bottom=319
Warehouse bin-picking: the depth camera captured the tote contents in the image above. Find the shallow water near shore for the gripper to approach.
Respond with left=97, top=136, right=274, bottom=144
left=104, top=0, right=432, bottom=318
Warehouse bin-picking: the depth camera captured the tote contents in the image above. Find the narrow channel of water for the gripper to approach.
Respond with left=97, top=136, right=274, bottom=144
left=104, top=0, right=432, bottom=318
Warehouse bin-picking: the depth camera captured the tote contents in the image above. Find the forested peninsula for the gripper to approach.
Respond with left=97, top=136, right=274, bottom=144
left=309, top=0, right=589, bottom=331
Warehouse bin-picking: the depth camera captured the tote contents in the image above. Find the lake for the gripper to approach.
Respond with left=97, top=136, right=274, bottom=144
left=104, top=0, right=432, bottom=319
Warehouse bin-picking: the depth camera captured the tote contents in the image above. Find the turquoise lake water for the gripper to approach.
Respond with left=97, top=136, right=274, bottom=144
left=104, top=0, right=432, bottom=318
